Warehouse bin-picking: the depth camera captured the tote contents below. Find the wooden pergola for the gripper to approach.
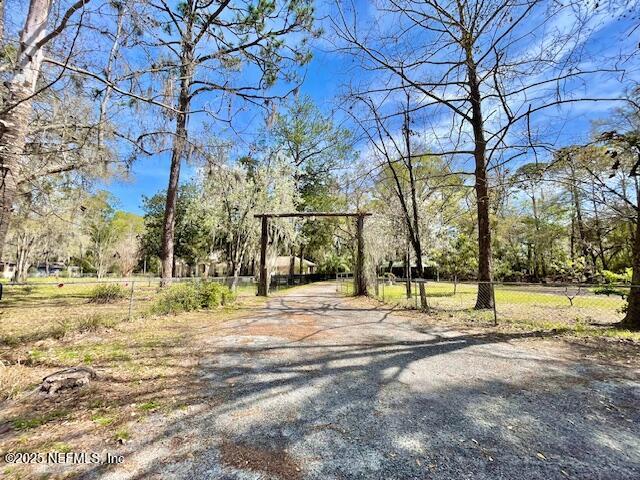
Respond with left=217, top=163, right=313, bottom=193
left=254, top=212, right=371, bottom=296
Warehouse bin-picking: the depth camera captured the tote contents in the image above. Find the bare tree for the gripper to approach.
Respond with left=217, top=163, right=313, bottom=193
left=556, top=131, right=640, bottom=330
left=348, top=89, right=434, bottom=307
left=333, top=0, right=626, bottom=308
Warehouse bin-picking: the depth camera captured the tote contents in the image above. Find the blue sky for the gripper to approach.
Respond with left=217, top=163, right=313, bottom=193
left=104, top=44, right=353, bottom=214
left=101, top=1, right=640, bottom=215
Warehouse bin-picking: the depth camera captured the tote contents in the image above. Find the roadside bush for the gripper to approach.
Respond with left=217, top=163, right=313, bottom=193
left=198, top=281, right=236, bottom=308
left=151, top=283, right=200, bottom=315
left=151, top=281, right=235, bottom=315
left=89, top=284, right=128, bottom=303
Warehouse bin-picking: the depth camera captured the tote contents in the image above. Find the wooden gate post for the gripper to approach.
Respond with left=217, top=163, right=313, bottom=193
left=354, top=213, right=367, bottom=296
left=254, top=211, right=370, bottom=296
left=258, top=216, right=268, bottom=296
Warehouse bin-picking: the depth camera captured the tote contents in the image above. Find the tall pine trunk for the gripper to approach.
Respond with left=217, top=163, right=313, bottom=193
left=0, top=0, right=51, bottom=260
left=160, top=24, right=194, bottom=285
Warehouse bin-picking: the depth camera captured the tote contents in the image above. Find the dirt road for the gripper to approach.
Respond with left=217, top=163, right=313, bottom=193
left=86, top=283, right=639, bottom=480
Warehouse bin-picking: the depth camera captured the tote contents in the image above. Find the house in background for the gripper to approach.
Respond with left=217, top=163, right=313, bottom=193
left=272, top=256, right=316, bottom=275
left=33, top=262, right=67, bottom=277
left=0, top=261, right=16, bottom=279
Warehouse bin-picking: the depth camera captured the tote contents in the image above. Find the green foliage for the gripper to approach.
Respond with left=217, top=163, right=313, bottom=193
left=198, top=281, right=236, bottom=308
left=437, top=233, right=478, bottom=279
left=601, top=269, right=632, bottom=284
left=317, top=253, right=351, bottom=274
left=151, top=283, right=200, bottom=315
left=141, top=183, right=214, bottom=269
left=89, top=284, right=128, bottom=304
left=593, top=285, right=628, bottom=298
left=151, top=281, right=235, bottom=315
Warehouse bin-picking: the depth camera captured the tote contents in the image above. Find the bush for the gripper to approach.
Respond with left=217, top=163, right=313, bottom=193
left=151, top=283, right=200, bottom=315
left=151, top=281, right=235, bottom=315
left=601, top=269, right=632, bottom=284
left=89, top=284, right=128, bottom=304
left=198, top=281, right=236, bottom=308
left=594, top=285, right=628, bottom=298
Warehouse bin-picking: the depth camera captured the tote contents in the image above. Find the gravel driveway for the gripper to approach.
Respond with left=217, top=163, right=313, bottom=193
left=87, top=283, right=640, bottom=480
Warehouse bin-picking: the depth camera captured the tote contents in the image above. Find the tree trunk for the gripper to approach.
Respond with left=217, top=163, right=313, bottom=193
left=0, top=0, right=52, bottom=260
left=621, top=208, right=640, bottom=330
left=354, top=214, right=367, bottom=295
left=569, top=159, right=591, bottom=273
left=298, top=244, right=304, bottom=274
left=466, top=43, right=493, bottom=309
left=402, top=97, right=426, bottom=307
left=160, top=21, right=194, bottom=286
left=257, top=216, right=268, bottom=296
left=289, top=248, right=295, bottom=279
left=232, top=261, right=242, bottom=290
left=590, top=183, right=608, bottom=271
left=14, top=234, right=33, bottom=283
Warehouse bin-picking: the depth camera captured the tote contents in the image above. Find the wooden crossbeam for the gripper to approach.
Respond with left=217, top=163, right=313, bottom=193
left=254, top=212, right=371, bottom=218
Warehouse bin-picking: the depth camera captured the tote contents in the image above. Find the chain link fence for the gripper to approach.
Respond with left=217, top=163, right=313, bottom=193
left=337, top=276, right=628, bottom=327
left=0, top=276, right=259, bottom=347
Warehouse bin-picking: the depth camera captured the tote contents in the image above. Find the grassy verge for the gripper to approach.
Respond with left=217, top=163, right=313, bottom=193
left=343, top=281, right=638, bottom=342
left=0, top=291, right=263, bottom=479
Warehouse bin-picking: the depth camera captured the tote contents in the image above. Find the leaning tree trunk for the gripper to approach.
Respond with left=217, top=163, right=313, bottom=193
left=622, top=209, right=640, bottom=330
left=0, top=0, right=52, bottom=260
left=160, top=35, right=194, bottom=285
left=466, top=46, right=493, bottom=309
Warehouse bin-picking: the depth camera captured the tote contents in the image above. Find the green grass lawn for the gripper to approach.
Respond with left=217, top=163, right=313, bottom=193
left=340, top=280, right=633, bottom=338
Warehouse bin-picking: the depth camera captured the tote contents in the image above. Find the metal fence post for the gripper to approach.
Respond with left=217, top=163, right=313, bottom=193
left=491, top=282, right=498, bottom=326
left=128, top=280, right=135, bottom=321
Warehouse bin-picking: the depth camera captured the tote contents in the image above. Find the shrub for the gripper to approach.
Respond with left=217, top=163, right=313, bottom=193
left=594, top=285, right=628, bottom=298
left=601, top=269, right=632, bottom=284
left=151, top=282, right=200, bottom=315
left=151, top=281, right=235, bottom=315
left=89, top=284, right=128, bottom=303
left=198, top=281, right=236, bottom=308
